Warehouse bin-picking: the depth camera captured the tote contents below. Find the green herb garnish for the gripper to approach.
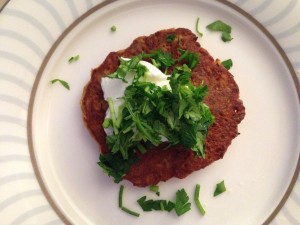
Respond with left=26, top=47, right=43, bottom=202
left=137, top=196, right=175, bottom=212
left=102, top=118, right=111, bottom=128
left=194, top=184, right=206, bottom=215
left=68, top=55, right=80, bottom=63
left=195, top=17, right=203, bottom=37
left=177, top=49, right=200, bottom=70
left=118, top=185, right=140, bottom=217
left=166, top=34, right=176, bottom=43
left=221, top=59, right=233, bottom=70
left=111, top=25, right=117, bottom=32
left=145, top=49, right=175, bottom=72
left=175, top=188, right=191, bottom=216
left=213, top=180, right=226, bottom=197
left=149, top=185, right=160, bottom=196
left=98, top=152, right=137, bottom=183
left=121, top=206, right=140, bottom=217
left=206, top=20, right=233, bottom=42
left=50, top=79, right=70, bottom=90
left=98, top=49, right=214, bottom=183
left=118, top=184, right=124, bottom=208
left=221, top=32, right=232, bottom=42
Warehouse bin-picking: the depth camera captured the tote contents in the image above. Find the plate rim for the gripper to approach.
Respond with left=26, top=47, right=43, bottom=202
left=26, top=0, right=300, bottom=224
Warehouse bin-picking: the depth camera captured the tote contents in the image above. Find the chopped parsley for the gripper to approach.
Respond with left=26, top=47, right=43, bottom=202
left=149, top=185, right=160, bottom=196
left=177, top=49, right=200, bottom=70
left=137, top=196, right=175, bottom=212
left=166, top=34, right=177, bottom=43
left=214, top=180, right=226, bottom=197
left=120, top=181, right=227, bottom=217
left=50, top=79, right=70, bottom=90
left=195, top=17, right=203, bottom=37
left=137, top=188, right=191, bottom=216
left=111, top=25, right=117, bottom=32
left=206, top=20, right=233, bottom=42
left=98, top=151, right=137, bottom=183
left=68, top=54, right=80, bottom=63
left=99, top=49, right=214, bottom=183
left=118, top=185, right=140, bottom=217
left=221, top=59, right=233, bottom=70
left=194, top=184, right=206, bottom=215
left=175, top=189, right=191, bottom=216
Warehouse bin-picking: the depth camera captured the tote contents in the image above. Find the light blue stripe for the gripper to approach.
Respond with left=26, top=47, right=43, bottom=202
left=0, top=135, right=27, bottom=144
left=45, top=219, right=64, bottom=225
left=34, top=0, right=66, bottom=31
left=0, top=189, right=42, bottom=212
left=0, top=50, right=37, bottom=75
left=271, top=220, right=280, bottom=225
left=0, top=155, right=30, bottom=163
left=85, top=0, right=94, bottom=10
left=263, top=0, right=298, bottom=27
left=233, top=0, right=249, bottom=6
left=0, top=115, right=26, bottom=127
left=292, top=62, right=300, bottom=68
left=0, top=72, right=32, bottom=92
left=0, top=94, right=28, bottom=110
left=66, top=0, right=79, bottom=19
left=274, top=22, right=300, bottom=39
left=281, top=206, right=300, bottom=225
left=10, top=205, right=51, bottom=225
left=249, top=0, right=274, bottom=16
left=0, top=29, right=45, bottom=58
left=290, top=191, right=300, bottom=205
left=284, top=44, right=300, bottom=54
left=4, top=8, right=54, bottom=44
left=0, top=173, right=35, bottom=186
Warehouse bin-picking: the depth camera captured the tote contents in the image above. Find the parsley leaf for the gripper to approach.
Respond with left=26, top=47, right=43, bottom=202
left=98, top=152, right=137, bottom=183
left=175, top=189, right=191, bottom=216
left=207, top=20, right=231, bottom=33
left=137, top=196, right=175, bottom=212
left=221, top=59, right=233, bottom=70
left=50, top=79, right=70, bottom=90
left=214, top=180, right=226, bottom=196
left=206, top=20, right=233, bottom=42
left=108, top=55, right=146, bottom=82
left=166, top=34, right=176, bottom=43
left=143, top=49, right=175, bottom=72
left=177, top=49, right=200, bottom=70
left=221, top=32, right=233, bottom=42
left=68, top=55, right=80, bottom=63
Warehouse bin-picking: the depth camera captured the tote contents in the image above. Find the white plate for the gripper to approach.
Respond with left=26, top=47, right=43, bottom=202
left=1, top=0, right=300, bottom=224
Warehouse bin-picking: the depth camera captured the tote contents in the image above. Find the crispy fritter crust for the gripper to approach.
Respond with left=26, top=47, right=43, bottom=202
left=81, top=28, right=245, bottom=187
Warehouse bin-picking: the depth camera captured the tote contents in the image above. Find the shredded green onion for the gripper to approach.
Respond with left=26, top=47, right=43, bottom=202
left=195, top=17, right=203, bottom=37
left=194, top=184, right=206, bottom=215
left=121, top=206, right=140, bottom=217
left=118, top=185, right=140, bottom=217
left=118, top=185, right=124, bottom=208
